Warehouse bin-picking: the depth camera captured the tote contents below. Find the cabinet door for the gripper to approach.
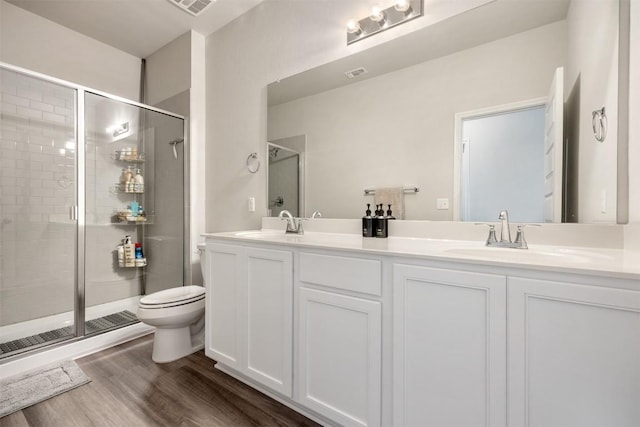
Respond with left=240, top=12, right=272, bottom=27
left=508, top=277, right=640, bottom=427
left=393, top=264, right=506, bottom=427
left=205, top=243, right=243, bottom=369
left=297, top=287, right=382, bottom=427
left=242, top=247, right=293, bottom=397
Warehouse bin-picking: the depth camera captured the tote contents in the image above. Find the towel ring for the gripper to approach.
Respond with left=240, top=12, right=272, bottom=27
left=246, top=152, right=260, bottom=173
left=592, top=107, right=607, bottom=142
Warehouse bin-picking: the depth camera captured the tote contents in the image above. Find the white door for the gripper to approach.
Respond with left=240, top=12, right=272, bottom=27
left=543, top=66, right=564, bottom=222
left=242, top=247, right=293, bottom=397
left=508, top=277, right=640, bottom=426
left=393, top=264, right=507, bottom=427
left=205, top=243, right=243, bottom=369
left=297, top=287, right=382, bottom=427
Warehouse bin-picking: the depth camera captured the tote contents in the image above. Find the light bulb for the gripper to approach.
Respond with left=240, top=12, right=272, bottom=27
left=346, top=19, right=362, bottom=34
left=394, top=0, right=412, bottom=13
left=370, top=5, right=386, bottom=24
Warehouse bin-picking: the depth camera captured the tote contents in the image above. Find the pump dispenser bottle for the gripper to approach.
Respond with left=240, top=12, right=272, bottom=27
left=362, top=204, right=374, bottom=237
left=386, top=204, right=396, bottom=220
left=375, top=204, right=388, bottom=238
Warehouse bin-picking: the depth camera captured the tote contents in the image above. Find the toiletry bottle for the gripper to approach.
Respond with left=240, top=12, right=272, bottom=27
left=375, top=204, right=388, bottom=238
left=130, top=201, right=139, bottom=217
left=138, top=205, right=144, bottom=217
left=362, top=204, right=374, bottom=237
left=135, top=243, right=146, bottom=267
left=134, top=169, right=144, bottom=192
left=123, top=235, right=135, bottom=267
left=386, top=204, right=396, bottom=220
left=117, top=244, right=124, bottom=268
left=135, top=242, right=143, bottom=259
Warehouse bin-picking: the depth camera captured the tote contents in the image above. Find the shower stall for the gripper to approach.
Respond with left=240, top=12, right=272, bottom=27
left=0, top=63, right=187, bottom=360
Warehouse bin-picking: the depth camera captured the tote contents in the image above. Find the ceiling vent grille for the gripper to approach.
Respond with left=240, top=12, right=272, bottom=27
left=169, top=0, right=214, bottom=16
left=345, top=67, right=368, bottom=79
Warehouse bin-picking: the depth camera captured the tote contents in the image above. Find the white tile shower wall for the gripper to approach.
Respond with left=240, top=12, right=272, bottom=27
left=1, top=69, right=76, bottom=326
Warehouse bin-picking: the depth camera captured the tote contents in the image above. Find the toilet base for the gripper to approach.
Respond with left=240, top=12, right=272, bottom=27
left=151, top=326, right=197, bottom=363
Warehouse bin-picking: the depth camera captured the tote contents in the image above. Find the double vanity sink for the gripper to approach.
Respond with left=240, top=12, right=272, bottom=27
left=227, top=228, right=634, bottom=278
left=204, top=224, right=640, bottom=427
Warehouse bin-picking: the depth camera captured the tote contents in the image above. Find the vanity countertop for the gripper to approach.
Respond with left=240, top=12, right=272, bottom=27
left=203, top=229, right=640, bottom=282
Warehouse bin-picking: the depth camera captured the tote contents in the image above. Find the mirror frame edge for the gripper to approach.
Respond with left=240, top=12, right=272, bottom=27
left=617, top=0, right=630, bottom=224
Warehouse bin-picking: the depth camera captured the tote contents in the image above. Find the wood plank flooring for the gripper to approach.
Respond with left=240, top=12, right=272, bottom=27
left=1, top=335, right=320, bottom=427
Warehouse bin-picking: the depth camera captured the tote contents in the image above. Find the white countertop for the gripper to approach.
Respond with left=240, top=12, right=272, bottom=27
left=203, top=229, right=640, bottom=282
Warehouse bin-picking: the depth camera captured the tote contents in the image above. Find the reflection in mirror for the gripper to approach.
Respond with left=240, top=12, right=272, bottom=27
left=267, top=136, right=306, bottom=218
left=267, top=0, right=626, bottom=224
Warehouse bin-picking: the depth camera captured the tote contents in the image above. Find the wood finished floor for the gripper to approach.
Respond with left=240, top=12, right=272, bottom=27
left=1, top=335, right=320, bottom=427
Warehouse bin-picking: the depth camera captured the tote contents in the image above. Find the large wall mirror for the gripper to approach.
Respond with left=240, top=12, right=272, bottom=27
left=267, top=0, right=630, bottom=224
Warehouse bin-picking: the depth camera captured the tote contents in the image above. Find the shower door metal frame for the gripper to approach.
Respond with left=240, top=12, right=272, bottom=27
left=0, top=62, right=187, bottom=352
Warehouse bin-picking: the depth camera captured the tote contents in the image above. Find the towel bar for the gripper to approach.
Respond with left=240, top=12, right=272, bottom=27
left=363, top=187, right=419, bottom=196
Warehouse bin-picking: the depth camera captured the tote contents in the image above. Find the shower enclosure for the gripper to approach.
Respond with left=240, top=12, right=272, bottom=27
left=0, top=63, right=187, bottom=359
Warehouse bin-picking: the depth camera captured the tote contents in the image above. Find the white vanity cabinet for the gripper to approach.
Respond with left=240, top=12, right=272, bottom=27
left=205, top=242, right=293, bottom=397
left=392, top=263, right=507, bottom=427
left=204, top=232, right=640, bottom=427
left=507, top=276, right=640, bottom=427
left=296, top=252, right=383, bottom=427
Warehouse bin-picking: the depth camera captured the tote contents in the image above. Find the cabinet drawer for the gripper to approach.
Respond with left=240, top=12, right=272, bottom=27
left=299, top=252, right=381, bottom=296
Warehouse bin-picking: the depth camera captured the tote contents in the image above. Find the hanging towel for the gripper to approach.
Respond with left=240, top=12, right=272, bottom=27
left=374, top=187, right=405, bottom=219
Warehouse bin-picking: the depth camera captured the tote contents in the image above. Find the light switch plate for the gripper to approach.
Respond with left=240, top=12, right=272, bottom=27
left=437, top=198, right=449, bottom=210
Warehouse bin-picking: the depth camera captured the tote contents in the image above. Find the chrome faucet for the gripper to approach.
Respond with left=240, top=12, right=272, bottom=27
left=278, top=210, right=305, bottom=234
left=498, top=210, right=511, bottom=243
left=479, top=210, right=539, bottom=249
left=311, top=211, right=322, bottom=219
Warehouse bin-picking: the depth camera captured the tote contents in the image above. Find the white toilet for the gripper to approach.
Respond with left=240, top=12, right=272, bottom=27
left=137, top=243, right=207, bottom=363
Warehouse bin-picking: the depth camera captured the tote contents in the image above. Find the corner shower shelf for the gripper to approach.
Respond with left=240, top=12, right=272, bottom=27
left=113, top=184, right=144, bottom=194
left=114, top=215, right=153, bottom=225
left=112, top=150, right=145, bottom=163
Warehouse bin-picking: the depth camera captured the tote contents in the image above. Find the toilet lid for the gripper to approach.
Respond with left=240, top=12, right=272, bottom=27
left=139, top=285, right=205, bottom=307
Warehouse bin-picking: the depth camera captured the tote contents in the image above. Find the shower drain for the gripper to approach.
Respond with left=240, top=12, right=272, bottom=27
left=0, top=310, right=139, bottom=357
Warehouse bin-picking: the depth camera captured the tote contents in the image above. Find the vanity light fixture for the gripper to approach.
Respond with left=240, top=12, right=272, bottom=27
left=370, top=5, right=387, bottom=25
left=346, top=0, right=423, bottom=45
left=107, top=122, right=129, bottom=138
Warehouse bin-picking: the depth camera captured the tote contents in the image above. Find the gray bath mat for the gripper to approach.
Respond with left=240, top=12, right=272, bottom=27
left=0, top=360, right=90, bottom=418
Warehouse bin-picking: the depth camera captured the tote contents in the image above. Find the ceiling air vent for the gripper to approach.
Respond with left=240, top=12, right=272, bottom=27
left=344, top=67, right=368, bottom=79
left=169, top=0, right=214, bottom=16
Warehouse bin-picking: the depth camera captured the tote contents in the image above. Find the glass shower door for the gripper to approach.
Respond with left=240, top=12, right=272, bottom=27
left=83, top=92, right=184, bottom=333
left=0, top=67, right=77, bottom=356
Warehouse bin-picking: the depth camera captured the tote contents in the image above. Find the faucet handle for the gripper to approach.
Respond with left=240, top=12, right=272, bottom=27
left=475, top=223, right=498, bottom=246
left=513, top=224, right=541, bottom=249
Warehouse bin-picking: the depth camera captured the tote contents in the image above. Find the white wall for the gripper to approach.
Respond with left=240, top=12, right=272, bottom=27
left=206, top=0, right=493, bottom=232
left=565, top=0, right=619, bottom=223
left=145, top=32, right=191, bottom=106
left=268, top=23, right=565, bottom=221
left=0, top=0, right=141, bottom=100
left=145, top=30, right=206, bottom=285
left=629, top=0, right=640, bottom=223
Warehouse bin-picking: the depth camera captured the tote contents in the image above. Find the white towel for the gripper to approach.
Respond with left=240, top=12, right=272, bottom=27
left=374, top=187, right=405, bottom=219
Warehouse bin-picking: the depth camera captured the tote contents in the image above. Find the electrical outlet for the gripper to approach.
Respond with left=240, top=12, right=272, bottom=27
left=248, top=197, right=255, bottom=212
left=437, top=198, right=449, bottom=210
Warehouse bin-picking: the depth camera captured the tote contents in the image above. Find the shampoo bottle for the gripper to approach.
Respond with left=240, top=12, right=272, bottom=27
left=362, top=204, right=374, bottom=237
left=375, top=204, right=388, bottom=238
left=386, top=204, right=396, bottom=220
left=123, top=235, right=135, bottom=267
left=134, top=169, right=144, bottom=192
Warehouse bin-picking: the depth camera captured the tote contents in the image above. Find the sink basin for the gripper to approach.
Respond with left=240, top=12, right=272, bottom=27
left=233, top=230, right=285, bottom=238
left=443, top=246, right=611, bottom=265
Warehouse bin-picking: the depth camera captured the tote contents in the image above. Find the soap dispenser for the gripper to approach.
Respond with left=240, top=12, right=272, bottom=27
left=362, top=204, right=374, bottom=237
left=375, top=204, right=388, bottom=238
left=386, top=204, right=396, bottom=220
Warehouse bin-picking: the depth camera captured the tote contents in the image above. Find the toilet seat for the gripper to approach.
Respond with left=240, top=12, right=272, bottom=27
left=139, top=285, right=205, bottom=309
